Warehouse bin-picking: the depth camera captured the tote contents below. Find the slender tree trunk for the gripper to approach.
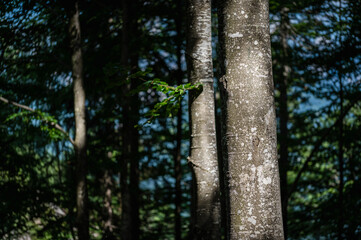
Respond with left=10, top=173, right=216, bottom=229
left=129, top=67, right=140, bottom=237
left=279, top=7, right=290, bottom=239
left=174, top=107, right=182, bottom=240
left=68, top=2, right=89, bottom=240
left=120, top=0, right=140, bottom=239
left=218, top=0, right=284, bottom=239
left=337, top=2, right=344, bottom=238
left=129, top=107, right=140, bottom=240
left=56, top=142, right=62, bottom=185
left=187, top=0, right=221, bottom=239
left=174, top=1, right=183, bottom=239
left=337, top=72, right=344, bottom=240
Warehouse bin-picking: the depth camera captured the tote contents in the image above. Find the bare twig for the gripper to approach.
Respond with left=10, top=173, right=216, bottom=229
left=187, top=156, right=212, bottom=174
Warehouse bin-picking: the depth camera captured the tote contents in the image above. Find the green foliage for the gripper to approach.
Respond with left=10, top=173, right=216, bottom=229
left=5, top=110, right=67, bottom=141
left=131, top=76, right=202, bottom=127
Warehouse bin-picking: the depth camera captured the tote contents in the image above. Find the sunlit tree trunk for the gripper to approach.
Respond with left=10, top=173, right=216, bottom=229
left=187, top=0, right=221, bottom=239
left=279, top=7, right=290, bottom=239
left=68, top=1, right=89, bottom=239
left=218, top=0, right=284, bottom=238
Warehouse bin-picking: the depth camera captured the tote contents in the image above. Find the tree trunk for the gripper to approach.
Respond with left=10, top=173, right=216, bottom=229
left=68, top=2, right=89, bottom=240
left=174, top=1, right=183, bottom=239
left=337, top=72, right=344, bottom=240
left=120, top=0, right=140, bottom=239
left=174, top=105, right=182, bottom=240
left=279, top=7, right=290, bottom=239
left=187, top=0, right=221, bottom=239
left=218, top=0, right=284, bottom=239
left=337, top=2, right=344, bottom=238
left=102, top=170, right=114, bottom=239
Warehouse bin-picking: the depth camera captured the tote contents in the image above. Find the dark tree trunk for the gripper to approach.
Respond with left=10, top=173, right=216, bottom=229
left=337, top=1, right=344, bottom=237
left=174, top=107, right=182, bottom=240
left=279, top=7, right=290, bottom=239
left=174, top=1, right=183, bottom=239
left=120, top=0, right=140, bottom=239
left=68, top=1, right=89, bottom=240
left=102, top=170, right=114, bottom=239
left=337, top=72, right=344, bottom=240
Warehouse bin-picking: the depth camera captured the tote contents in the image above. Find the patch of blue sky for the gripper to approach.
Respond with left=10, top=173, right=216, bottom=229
left=144, top=16, right=175, bottom=37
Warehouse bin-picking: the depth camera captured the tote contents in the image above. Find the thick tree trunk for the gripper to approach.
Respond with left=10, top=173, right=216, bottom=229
left=218, top=0, right=284, bottom=239
left=120, top=0, right=140, bottom=239
left=279, top=7, right=290, bottom=239
left=187, top=0, right=221, bottom=239
left=68, top=2, right=89, bottom=240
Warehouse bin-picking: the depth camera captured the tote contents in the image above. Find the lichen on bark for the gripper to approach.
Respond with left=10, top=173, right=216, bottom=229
left=218, top=0, right=284, bottom=239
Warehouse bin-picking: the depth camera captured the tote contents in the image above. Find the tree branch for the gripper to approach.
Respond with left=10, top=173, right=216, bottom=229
left=288, top=94, right=361, bottom=199
left=0, top=96, right=75, bottom=146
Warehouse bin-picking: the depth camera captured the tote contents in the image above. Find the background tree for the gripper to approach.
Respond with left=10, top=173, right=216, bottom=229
left=119, top=0, right=141, bottom=239
left=67, top=1, right=89, bottom=239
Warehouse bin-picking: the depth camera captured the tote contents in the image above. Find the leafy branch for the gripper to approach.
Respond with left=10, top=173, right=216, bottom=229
left=0, top=96, right=75, bottom=145
left=129, top=77, right=202, bottom=128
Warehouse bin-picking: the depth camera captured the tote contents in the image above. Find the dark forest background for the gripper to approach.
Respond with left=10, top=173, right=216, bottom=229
left=1, top=0, right=361, bottom=239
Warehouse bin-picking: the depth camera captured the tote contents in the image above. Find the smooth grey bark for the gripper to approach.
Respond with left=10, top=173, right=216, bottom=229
left=187, top=0, right=221, bottom=239
left=279, top=7, right=290, bottom=239
left=69, top=2, right=89, bottom=240
left=218, top=0, right=284, bottom=239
